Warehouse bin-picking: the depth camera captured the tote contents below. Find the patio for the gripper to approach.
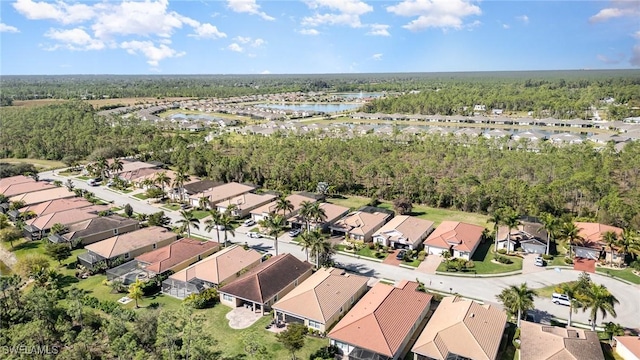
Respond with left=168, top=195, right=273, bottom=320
left=225, top=306, right=264, bottom=329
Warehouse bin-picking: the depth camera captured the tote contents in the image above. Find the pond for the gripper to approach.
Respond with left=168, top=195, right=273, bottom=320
left=257, top=103, right=362, bottom=113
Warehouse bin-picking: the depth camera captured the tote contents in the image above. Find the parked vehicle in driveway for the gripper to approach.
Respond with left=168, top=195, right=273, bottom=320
left=247, top=232, right=262, bottom=238
left=288, top=228, right=301, bottom=237
left=243, top=219, right=256, bottom=227
left=534, top=256, right=545, bottom=267
left=396, top=249, right=407, bottom=260
left=552, top=293, right=571, bottom=306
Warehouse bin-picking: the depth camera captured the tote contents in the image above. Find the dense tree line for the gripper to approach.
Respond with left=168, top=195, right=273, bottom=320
left=145, top=134, right=640, bottom=230
left=0, top=102, right=162, bottom=160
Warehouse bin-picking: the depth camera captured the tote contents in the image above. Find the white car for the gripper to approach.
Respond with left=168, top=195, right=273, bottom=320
left=247, top=232, right=262, bottom=238
left=552, top=293, right=571, bottom=306
left=243, top=219, right=256, bottom=227
left=534, top=256, right=545, bottom=267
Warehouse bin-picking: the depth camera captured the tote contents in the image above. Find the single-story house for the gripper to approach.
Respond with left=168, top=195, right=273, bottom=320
left=23, top=205, right=109, bottom=241
left=216, top=193, right=276, bottom=218
left=13, top=198, right=93, bottom=220
left=77, top=226, right=177, bottom=269
left=188, top=182, right=256, bottom=208
left=329, top=206, right=394, bottom=242
left=329, top=280, right=432, bottom=360
left=423, top=221, right=485, bottom=260
left=9, top=187, right=75, bottom=206
left=0, top=175, right=34, bottom=193
left=288, top=203, right=350, bottom=231
left=412, top=296, right=507, bottom=360
left=182, top=179, right=220, bottom=198
left=108, top=238, right=220, bottom=285
left=1, top=181, right=54, bottom=198
left=496, top=222, right=549, bottom=254
left=250, top=193, right=318, bottom=223
left=614, top=336, right=640, bottom=360
left=519, top=321, right=605, bottom=360
left=162, top=244, right=263, bottom=299
left=48, top=214, right=139, bottom=246
left=574, top=222, right=623, bottom=263
left=272, top=267, right=369, bottom=332
left=218, top=253, right=313, bottom=315
left=372, top=215, right=434, bottom=250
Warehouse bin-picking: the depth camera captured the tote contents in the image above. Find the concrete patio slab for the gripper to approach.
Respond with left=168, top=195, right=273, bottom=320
left=226, top=307, right=263, bottom=329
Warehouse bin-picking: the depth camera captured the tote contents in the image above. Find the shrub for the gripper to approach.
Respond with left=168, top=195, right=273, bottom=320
left=368, top=242, right=375, bottom=250
left=417, top=250, right=426, bottom=261
left=494, top=255, right=513, bottom=264
left=309, top=345, right=339, bottom=360
left=514, top=328, right=521, bottom=340
left=542, top=254, right=554, bottom=261
left=630, top=260, right=640, bottom=271
left=497, top=249, right=507, bottom=255
left=184, top=288, right=219, bottom=309
left=564, top=257, right=574, bottom=265
left=465, top=260, right=475, bottom=269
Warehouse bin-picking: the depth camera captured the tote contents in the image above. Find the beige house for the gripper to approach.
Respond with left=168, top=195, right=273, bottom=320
left=423, top=221, right=485, bottom=260
left=614, top=336, right=640, bottom=360
left=288, top=203, right=350, bottom=231
left=0, top=175, right=34, bottom=191
left=1, top=181, right=54, bottom=197
left=188, top=182, right=256, bottom=208
left=78, top=226, right=177, bottom=269
left=372, top=215, right=434, bottom=250
left=574, top=222, right=624, bottom=264
left=162, top=245, right=263, bottom=299
left=19, top=198, right=94, bottom=218
left=23, top=205, right=109, bottom=240
left=216, top=193, right=276, bottom=218
left=49, top=214, right=140, bottom=245
left=218, top=253, right=313, bottom=314
left=272, top=267, right=369, bottom=332
left=520, top=321, right=604, bottom=360
left=9, top=187, right=75, bottom=206
left=250, top=193, right=318, bottom=223
left=329, top=208, right=393, bottom=242
left=412, top=296, right=507, bottom=360
left=329, top=280, right=432, bottom=360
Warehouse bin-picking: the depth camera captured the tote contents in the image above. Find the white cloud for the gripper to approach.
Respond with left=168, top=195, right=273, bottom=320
left=233, top=36, right=265, bottom=47
left=0, top=23, right=19, bottom=33
left=260, top=70, right=271, bottom=74
left=502, top=24, right=510, bottom=29
left=368, top=24, right=390, bottom=36
left=190, top=23, right=226, bottom=39
left=228, top=43, right=243, bottom=52
left=590, top=4, right=640, bottom=23
left=387, top=0, right=481, bottom=31
left=634, top=30, right=640, bottom=39
left=302, top=0, right=373, bottom=28
left=235, top=36, right=252, bottom=44
left=227, top=0, right=275, bottom=21
left=252, top=38, right=265, bottom=47
left=630, top=45, right=640, bottom=67
left=13, top=0, right=95, bottom=24
left=45, top=28, right=104, bottom=50
left=120, top=40, right=185, bottom=66
left=91, top=0, right=183, bottom=39
left=516, top=15, right=529, bottom=24
left=299, top=28, right=320, bottom=35
left=597, top=53, right=625, bottom=64
left=372, top=53, right=383, bottom=60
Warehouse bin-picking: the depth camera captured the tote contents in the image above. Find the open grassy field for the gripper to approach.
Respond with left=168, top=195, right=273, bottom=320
left=0, top=158, right=66, bottom=169
left=327, top=195, right=489, bottom=227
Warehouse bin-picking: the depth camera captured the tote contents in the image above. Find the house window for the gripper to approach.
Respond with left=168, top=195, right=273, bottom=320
left=153, top=243, right=157, bottom=249
left=308, top=320, right=322, bottom=330
left=274, top=294, right=278, bottom=302
left=113, top=229, right=119, bottom=235
left=222, top=294, right=233, bottom=302
left=294, top=279, right=298, bottom=286
left=350, top=296, right=354, bottom=304
left=339, top=306, right=343, bottom=313
left=124, top=253, right=130, bottom=259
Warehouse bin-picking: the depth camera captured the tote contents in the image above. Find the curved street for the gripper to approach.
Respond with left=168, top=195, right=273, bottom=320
left=41, top=170, right=640, bottom=329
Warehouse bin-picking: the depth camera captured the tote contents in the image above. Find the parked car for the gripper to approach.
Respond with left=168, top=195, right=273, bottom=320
left=243, top=219, right=256, bottom=227
left=88, top=179, right=99, bottom=186
left=552, top=293, right=571, bottom=306
left=534, top=256, right=545, bottom=267
left=396, top=249, right=407, bottom=260
left=247, top=232, right=262, bottom=238
left=180, top=204, right=191, bottom=210
left=288, top=228, right=301, bottom=237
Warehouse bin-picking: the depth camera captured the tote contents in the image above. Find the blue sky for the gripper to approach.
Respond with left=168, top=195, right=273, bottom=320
left=1, top=0, right=639, bottom=74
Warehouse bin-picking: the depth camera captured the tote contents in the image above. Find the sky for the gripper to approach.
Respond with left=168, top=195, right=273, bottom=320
left=0, top=0, right=639, bottom=75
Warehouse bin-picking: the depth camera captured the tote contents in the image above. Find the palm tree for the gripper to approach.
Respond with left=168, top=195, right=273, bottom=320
left=299, top=201, right=314, bottom=232
left=109, top=158, right=124, bottom=178
left=172, top=169, right=190, bottom=202
left=64, top=179, right=75, bottom=192
left=0, top=214, right=9, bottom=230
left=9, top=200, right=25, bottom=211
left=557, top=281, right=583, bottom=327
left=309, top=232, right=332, bottom=268
left=539, top=212, right=559, bottom=256
left=176, top=210, right=200, bottom=238
left=298, top=230, right=316, bottom=262
left=275, top=196, right=294, bottom=217
left=154, top=171, right=171, bottom=197
left=308, top=202, right=327, bottom=231
left=204, top=210, right=223, bottom=244
left=559, top=221, right=582, bottom=259
left=617, top=228, right=640, bottom=263
left=487, top=208, right=505, bottom=252
left=219, top=214, right=235, bottom=247
left=198, top=196, right=210, bottom=211
left=128, top=280, right=144, bottom=308
left=50, top=223, right=67, bottom=235
left=602, top=231, right=618, bottom=266
left=502, top=210, right=521, bottom=255
left=96, top=157, right=109, bottom=179
left=581, top=283, right=619, bottom=331
left=496, top=283, right=537, bottom=327
left=259, top=213, right=286, bottom=256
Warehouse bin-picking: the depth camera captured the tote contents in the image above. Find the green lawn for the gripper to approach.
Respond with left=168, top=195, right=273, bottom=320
left=133, top=193, right=150, bottom=200
left=0, top=158, right=66, bottom=169
left=336, top=244, right=388, bottom=260
left=110, top=207, right=122, bottom=212
left=535, top=282, right=574, bottom=299
left=437, top=241, right=523, bottom=274
left=596, top=267, right=640, bottom=284
left=401, top=258, right=421, bottom=267
left=192, top=210, right=210, bottom=220
left=162, top=203, right=181, bottom=211
left=326, top=195, right=489, bottom=226
left=77, top=175, right=91, bottom=180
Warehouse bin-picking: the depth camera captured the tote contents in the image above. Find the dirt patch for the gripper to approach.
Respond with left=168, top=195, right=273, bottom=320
left=0, top=246, right=18, bottom=268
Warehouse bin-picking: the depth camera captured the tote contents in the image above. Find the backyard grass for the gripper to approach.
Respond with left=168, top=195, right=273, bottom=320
left=596, top=267, right=640, bottom=284
left=437, top=241, right=523, bottom=274
left=0, top=158, right=66, bottom=169
left=133, top=193, right=150, bottom=200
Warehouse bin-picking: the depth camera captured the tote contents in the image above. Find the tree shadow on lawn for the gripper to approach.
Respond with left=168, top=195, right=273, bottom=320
left=408, top=211, right=426, bottom=217
left=471, top=240, right=492, bottom=262
left=334, top=262, right=377, bottom=278
left=13, top=241, right=40, bottom=251
left=58, top=274, right=79, bottom=287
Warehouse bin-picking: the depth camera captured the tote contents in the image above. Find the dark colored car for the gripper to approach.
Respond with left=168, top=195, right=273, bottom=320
left=396, top=249, right=407, bottom=260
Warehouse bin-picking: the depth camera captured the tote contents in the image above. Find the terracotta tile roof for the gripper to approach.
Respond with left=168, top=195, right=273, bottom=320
left=424, top=221, right=485, bottom=252
left=9, top=187, right=75, bottom=206
left=135, top=238, right=219, bottom=274
left=25, top=205, right=108, bottom=231
left=412, top=296, right=507, bottom=360
left=251, top=193, right=318, bottom=216
left=373, top=215, right=434, bottom=245
left=218, top=253, right=313, bottom=304
left=614, top=336, right=640, bottom=358
left=63, top=214, right=139, bottom=241
left=183, top=180, right=221, bottom=195
left=497, top=222, right=548, bottom=242
left=191, top=182, right=256, bottom=205
left=575, top=222, right=623, bottom=244
left=273, top=267, right=368, bottom=323
left=216, top=193, right=276, bottom=211
left=331, top=211, right=391, bottom=236
left=0, top=175, right=33, bottom=190
left=328, top=281, right=432, bottom=358
left=21, top=198, right=93, bottom=217
left=1, top=181, right=54, bottom=197
left=169, top=245, right=263, bottom=285
left=84, top=226, right=177, bottom=258
left=118, top=167, right=160, bottom=181
left=520, top=321, right=604, bottom=360
left=289, top=203, right=350, bottom=226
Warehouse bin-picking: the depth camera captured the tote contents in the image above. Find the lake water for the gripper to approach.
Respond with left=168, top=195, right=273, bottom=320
left=257, top=103, right=362, bottom=113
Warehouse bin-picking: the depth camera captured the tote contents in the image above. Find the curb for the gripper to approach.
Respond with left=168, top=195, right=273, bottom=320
left=399, top=264, right=417, bottom=270
left=435, top=270, right=523, bottom=278
left=336, top=251, right=384, bottom=263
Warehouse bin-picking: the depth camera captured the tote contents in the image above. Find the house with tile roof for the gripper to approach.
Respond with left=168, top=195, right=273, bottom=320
left=163, top=244, right=263, bottom=299
left=23, top=205, right=109, bottom=240
left=329, top=207, right=394, bottom=242
left=272, top=267, right=369, bottom=332
left=250, top=193, right=319, bottom=223
left=218, top=253, right=313, bottom=314
left=48, top=214, right=140, bottom=246
left=188, top=182, right=256, bottom=208
left=1, top=180, right=54, bottom=198
left=328, top=280, right=432, bottom=360
left=574, top=222, right=624, bottom=263
left=496, top=221, right=549, bottom=254
left=520, top=321, right=604, bottom=360
left=423, top=221, right=485, bottom=260
left=77, top=226, right=177, bottom=269
left=7, top=197, right=93, bottom=221
left=288, top=202, right=350, bottom=232
left=412, top=296, right=507, bottom=360
left=373, top=216, right=434, bottom=250
left=0, top=175, right=34, bottom=191
left=614, top=336, right=640, bottom=360
left=9, top=187, right=75, bottom=206
left=215, top=192, right=277, bottom=219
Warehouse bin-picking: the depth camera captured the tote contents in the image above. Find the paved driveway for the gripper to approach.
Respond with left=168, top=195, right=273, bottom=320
left=522, top=254, right=546, bottom=275
left=417, top=254, right=442, bottom=274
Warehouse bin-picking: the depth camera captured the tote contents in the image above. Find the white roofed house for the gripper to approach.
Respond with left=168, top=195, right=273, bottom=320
left=372, top=216, right=434, bottom=250
left=215, top=193, right=277, bottom=219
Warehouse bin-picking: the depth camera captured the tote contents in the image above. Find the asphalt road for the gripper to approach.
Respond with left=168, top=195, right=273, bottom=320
left=42, top=170, right=640, bottom=329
